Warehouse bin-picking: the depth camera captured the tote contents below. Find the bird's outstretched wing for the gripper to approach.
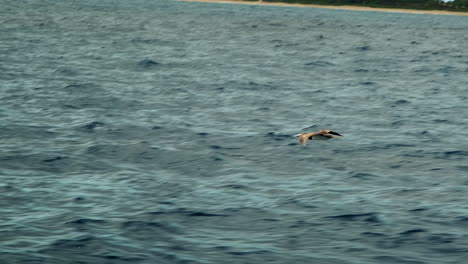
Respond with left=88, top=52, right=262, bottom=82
left=328, top=131, right=343, bottom=136
left=309, top=133, right=333, bottom=140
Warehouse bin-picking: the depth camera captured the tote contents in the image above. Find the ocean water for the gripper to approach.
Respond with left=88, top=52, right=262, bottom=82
left=1, top=0, right=468, bottom=263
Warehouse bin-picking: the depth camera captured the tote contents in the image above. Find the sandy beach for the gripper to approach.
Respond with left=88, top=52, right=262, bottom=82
left=179, top=0, right=468, bottom=16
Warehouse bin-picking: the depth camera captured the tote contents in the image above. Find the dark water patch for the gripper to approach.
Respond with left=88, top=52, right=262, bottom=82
left=147, top=209, right=228, bottom=217
left=325, top=213, right=380, bottom=223
left=84, top=142, right=168, bottom=166
left=151, top=125, right=163, bottom=130
left=350, top=172, right=377, bottom=179
left=457, top=166, right=468, bottom=171
left=65, top=218, right=107, bottom=225
left=356, top=46, right=370, bottom=51
left=42, top=156, right=67, bottom=163
left=2, top=153, right=75, bottom=172
left=245, top=81, right=276, bottom=90
left=49, top=235, right=95, bottom=249
left=329, top=166, right=347, bottom=171
left=360, top=81, right=374, bottom=85
left=304, top=61, right=334, bottom=67
left=210, top=156, right=223, bottom=161
left=187, top=211, right=227, bottom=217
left=136, top=59, right=160, bottom=69
left=437, top=65, right=457, bottom=73
left=433, top=119, right=450, bottom=123
left=390, top=120, right=407, bottom=127
left=227, top=250, right=271, bottom=256
left=386, top=143, right=416, bottom=148
left=408, top=208, right=428, bottom=212
left=432, top=247, right=468, bottom=253
left=394, top=99, right=410, bottom=105
left=209, top=145, right=242, bottom=150
left=443, top=150, right=468, bottom=156
left=354, top=68, right=369, bottom=72
left=63, top=104, right=80, bottom=109
left=268, top=23, right=284, bottom=27
left=455, top=216, right=468, bottom=223
left=373, top=256, right=425, bottom=264
left=399, top=228, right=427, bottom=236
left=63, top=83, right=103, bottom=94
left=121, top=220, right=176, bottom=232
left=417, top=130, right=431, bottom=136
left=361, top=232, right=385, bottom=237
left=86, top=144, right=110, bottom=154
left=54, top=68, right=78, bottom=76
left=95, top=254, right=147, bottom=262
left=222, top=184, right=249, bottom=189
left=80, top=121, right=105, bottom=130
left=399, top=152, right=425, bottom=158
left=130, top=38, right=170, bottom=45
left=432, top=150, right=468, bottom=160
left=262, top=218, right=279, bottom=222
left=428, top=233, right=456, bottom=244
left=264, top=132, right=291, bottom=141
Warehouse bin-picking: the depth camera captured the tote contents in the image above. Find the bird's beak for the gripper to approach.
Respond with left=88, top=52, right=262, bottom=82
left=294, top=134, right=301, bottom=137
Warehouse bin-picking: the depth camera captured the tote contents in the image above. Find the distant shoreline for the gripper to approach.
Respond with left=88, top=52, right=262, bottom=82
left=178, top=0, right=468, bottom=16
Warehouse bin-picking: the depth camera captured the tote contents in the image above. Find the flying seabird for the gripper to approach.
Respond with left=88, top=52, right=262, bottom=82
left=295, top=130, right=343, bottom=145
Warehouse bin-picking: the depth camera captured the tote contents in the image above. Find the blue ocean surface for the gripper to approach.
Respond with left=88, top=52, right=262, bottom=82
left=1, top=0, right=468, bottom=263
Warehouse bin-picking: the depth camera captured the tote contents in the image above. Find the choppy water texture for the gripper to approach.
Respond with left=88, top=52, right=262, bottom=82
left=2, top=0, right=468, bottom=263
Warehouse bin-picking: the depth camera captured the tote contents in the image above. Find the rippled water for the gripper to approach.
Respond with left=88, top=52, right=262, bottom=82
left=2, top=0, right=468, bottom=263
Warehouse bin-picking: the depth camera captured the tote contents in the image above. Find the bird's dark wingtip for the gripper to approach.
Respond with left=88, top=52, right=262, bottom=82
left=330, top=131, right=343, bottom=136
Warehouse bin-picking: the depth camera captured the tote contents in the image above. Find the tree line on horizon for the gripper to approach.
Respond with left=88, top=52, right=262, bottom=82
left=259, top=0, right=468, bottom=11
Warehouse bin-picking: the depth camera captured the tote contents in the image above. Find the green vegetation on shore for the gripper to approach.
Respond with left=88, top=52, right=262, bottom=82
left=250, top=0, right=468, bottom=12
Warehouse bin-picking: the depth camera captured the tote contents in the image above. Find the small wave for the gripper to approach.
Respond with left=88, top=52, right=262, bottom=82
left=49, top=235, right=95, bottom=248
left=356, top=46, right=370, bottom=51
left=325, top=212, right=380, bottom=223
left=399, top=228, right=427, bottom=236
left=304, top=61, right=335, bottom=67
left=80, top=121, right=105, bottom=130
left=136, top=59, right=160, bottom=69
left=227, top=250, right=272, bottom=256
left=443, top=150, right=468, bottom=156
left=42, top=156, right=67, bottom=163
left=210, top=156, right=223, bottom=161
left=350, top=172, right=377, bottom=179
left=147, top=209, right=228, bottom=217
left=408, top=208, right=428, bottom=212
left=221, top=184, right=249, bottom=190
left=373, top=256, right=425, bottom=264
left=209, top=145, right=242, bottom=150
left=264, top=132, right=291, bottom=141
left=65, top=218, right=107, bottom=225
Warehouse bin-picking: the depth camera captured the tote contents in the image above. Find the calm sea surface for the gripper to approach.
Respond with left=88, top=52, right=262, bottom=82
left=2, top=0, right=468, bottom=263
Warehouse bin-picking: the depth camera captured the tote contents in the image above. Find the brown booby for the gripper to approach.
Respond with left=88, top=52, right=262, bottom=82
left=295, top=130, right=343, bottom=145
